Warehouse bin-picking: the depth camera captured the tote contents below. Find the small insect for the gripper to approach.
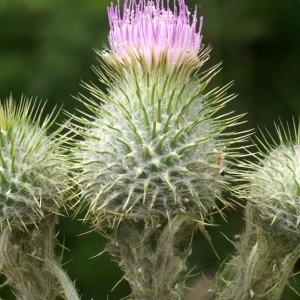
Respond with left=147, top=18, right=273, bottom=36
left=213, top=147, right=226, bottom=176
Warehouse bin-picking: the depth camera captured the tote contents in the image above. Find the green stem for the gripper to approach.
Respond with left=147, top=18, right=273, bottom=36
left=47, top=260, right=80, bottom=300
left=0, top=215, right=79, bottom=300
left=106, top=216, right=194, bottom=300
left=210, top=204, right=300, bottom=300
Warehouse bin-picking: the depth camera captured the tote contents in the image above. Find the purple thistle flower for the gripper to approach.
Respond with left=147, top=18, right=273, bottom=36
left=107, top=0, right=203, bottom=68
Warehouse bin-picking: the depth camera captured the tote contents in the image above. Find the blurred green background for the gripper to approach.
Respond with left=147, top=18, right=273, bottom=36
left=0, top=0, right=300, bottom=299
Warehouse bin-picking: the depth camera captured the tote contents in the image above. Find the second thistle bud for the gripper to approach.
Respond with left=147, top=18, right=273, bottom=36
left=0, top=96, right=70, bottom=229
left=244, top=122, right=300, bottom=242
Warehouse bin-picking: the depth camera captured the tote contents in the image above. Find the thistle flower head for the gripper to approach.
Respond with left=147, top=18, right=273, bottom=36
left=105, top=0, right=202, bottom=69
left=0, top=96, right=70, bottom=229
left=72, top=0, right=245, bottom=229
left=243, top=121, right=300, bottom=241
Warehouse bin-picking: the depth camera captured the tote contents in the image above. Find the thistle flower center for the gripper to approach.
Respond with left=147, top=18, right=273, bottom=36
left=107, top=0, right=203, bottom=68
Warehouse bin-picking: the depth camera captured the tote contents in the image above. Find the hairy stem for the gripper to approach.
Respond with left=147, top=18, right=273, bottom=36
left=106, top=216, right=194, bottom=300
left=0, top=215, right=79, bottom=300
left=47, top=260, right=80, bottom=300
left=210, top=204, right=300, bottom=300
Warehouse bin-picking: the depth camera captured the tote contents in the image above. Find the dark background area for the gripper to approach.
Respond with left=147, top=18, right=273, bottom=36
left=0, top=0, right=300, bottom=299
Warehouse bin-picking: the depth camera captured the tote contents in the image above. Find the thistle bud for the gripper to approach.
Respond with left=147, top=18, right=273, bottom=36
left=0, top=96, right=69, bottom=229
left=244, top=121, right=300, bottom=241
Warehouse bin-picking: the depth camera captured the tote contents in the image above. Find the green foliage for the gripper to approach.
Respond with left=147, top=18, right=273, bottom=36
left=0, top=0, right=109, bottom=123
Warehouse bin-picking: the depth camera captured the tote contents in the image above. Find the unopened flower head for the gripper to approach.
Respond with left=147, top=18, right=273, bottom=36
left=246, top=122, right=300, bottom=241
left=0, top=96, right=70, bottom=229
left=106, top=0, right=203, bottom=69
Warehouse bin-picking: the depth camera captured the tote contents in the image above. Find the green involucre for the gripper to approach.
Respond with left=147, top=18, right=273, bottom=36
left=245, top=121, right=300, bottom=240
left=0, top=96, right=70, bottom=228
left=73, top=48, right=243, bottom=228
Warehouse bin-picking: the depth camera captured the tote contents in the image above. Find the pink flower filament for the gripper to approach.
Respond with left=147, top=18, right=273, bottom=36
left=107, top=0, right=203, bottom=66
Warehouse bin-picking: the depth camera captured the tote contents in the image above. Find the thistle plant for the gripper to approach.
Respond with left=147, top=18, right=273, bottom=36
left=72, top=0, right=244, bottom=299
left=0, top=96, right=79, bottom=300
left=1, top=0, right=300, bottom=300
